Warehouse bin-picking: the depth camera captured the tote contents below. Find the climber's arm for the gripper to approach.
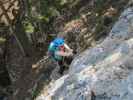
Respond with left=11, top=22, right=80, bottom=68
left=64, top=43, right=73, bottom=52
left=55, top=51, right=73, bottom=57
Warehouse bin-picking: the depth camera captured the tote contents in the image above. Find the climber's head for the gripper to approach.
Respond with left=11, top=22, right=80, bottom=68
left=53, top=38, right=65, bottom=47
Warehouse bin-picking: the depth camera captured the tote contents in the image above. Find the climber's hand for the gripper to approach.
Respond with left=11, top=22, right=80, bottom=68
left=68, top=51, right=73, bottom=56
left=69, top=49, right=73, bottom=52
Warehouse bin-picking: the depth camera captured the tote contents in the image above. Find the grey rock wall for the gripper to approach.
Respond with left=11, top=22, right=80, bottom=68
left=36, top=7, right=133, bottom=100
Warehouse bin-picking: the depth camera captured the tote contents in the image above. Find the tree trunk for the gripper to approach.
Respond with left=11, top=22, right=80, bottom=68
left=0, top=30, right=11, bottom=87
left=13, top=21, right=33, bottom=56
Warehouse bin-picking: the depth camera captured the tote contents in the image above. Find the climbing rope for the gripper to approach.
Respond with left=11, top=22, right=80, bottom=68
left=32, top=56, right=49, bottom=69
left=32, top=50, right=77, bottom=69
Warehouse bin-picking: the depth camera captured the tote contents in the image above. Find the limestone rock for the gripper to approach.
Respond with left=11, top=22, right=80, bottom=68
left=36, top=7, right=133, bottom=100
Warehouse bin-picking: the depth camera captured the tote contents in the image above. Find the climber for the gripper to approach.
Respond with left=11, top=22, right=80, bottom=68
left=48, top=37, right=73, bottom=75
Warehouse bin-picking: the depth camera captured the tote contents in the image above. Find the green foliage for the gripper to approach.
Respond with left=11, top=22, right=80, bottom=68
left=32, top=89, right=40, bottom=99
left=0, top=37, right=6, bottom=43
left=49, top=7, right=60, bottom=17
left=94, top=16, right=104, bottom=33
left=23, top=21, right=34, bottom=33
left=25, top=0, right=82, bottom=29
left=73, top=15, right=80, bottom=20
left=60, top=0, right=68, bottom=5
left=95, top=0, right=106, bottom=14
left=36, top=15, right=50, bottom=22
left=69, top=0, right=80, bottom=8
left=40, top=0, right=60, bottom=17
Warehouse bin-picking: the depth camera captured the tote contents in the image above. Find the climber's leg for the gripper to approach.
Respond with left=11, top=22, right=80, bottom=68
left=58, top=60, right=65, bottom=75
left=64, top=56, right=73, bottom=66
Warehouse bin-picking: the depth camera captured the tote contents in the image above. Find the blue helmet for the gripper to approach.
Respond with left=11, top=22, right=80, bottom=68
left=52, top=38, right=64, bottom=47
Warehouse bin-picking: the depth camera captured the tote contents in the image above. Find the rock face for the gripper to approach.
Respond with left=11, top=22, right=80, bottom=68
left=36, top=7, right=133, bottom=100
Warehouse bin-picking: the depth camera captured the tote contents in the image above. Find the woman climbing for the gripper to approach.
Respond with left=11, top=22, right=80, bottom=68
left=48, top=37, right=73, bottom=75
